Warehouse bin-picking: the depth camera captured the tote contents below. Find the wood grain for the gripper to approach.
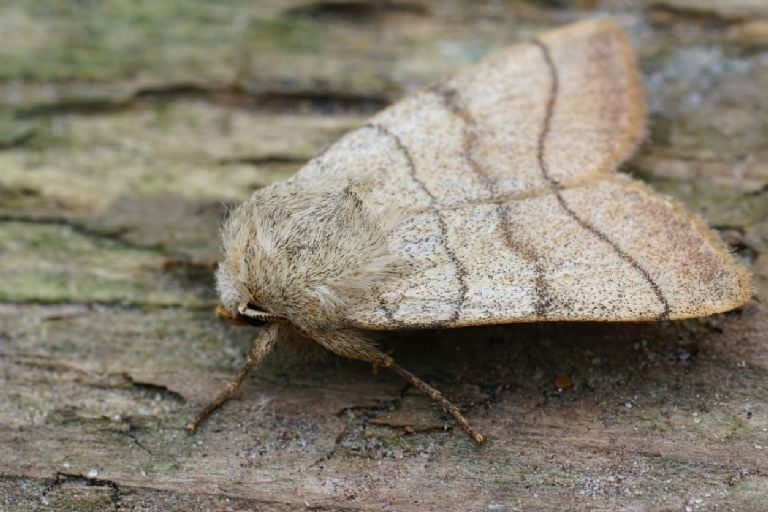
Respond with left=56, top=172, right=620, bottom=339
left=1, top=2, right=766, bottom=510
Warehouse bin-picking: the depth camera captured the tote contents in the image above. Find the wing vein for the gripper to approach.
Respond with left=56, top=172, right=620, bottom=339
left=532, top=39, right=671, bottom=320
left=431, top=86, right=549, bottom=319
left=364, top=123, right=468, bottom=324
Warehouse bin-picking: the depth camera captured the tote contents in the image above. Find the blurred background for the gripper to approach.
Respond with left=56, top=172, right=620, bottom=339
left=0, top=1, right=766, bottom=510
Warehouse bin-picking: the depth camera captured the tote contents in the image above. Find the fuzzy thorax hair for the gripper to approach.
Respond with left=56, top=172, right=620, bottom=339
left=216, top=178, right=403, bottom=337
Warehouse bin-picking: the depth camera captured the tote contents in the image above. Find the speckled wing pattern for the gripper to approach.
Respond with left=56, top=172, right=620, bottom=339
left=296, top=19, right=750, bottom=329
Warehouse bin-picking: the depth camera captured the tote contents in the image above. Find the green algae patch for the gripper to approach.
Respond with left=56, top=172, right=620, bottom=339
left=0, top=103, right=360, bottom=212
left=0, top=221, right=207, bottom=305
left=0, top=0, right=277, bottom=83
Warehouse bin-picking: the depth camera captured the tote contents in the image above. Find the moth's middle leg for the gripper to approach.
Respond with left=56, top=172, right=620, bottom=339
left=314, top=330, right=486, bottom=444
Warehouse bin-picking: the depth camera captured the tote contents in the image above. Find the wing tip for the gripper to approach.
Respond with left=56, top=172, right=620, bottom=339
left=541, top=18, right=647, bottom=172
left=608, top=176, right=753, bottom=320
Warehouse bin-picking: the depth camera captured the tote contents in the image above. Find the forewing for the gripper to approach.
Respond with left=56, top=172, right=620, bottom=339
left=294, top=19, right=749, bottom=329
left=347, top=175, right=749, bottom=328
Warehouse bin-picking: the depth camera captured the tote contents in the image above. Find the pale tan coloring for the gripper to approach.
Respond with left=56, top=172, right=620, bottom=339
left=187, top=19, right=751, bottom=443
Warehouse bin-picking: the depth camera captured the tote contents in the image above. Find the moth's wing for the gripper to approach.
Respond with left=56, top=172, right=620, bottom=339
left=349, top=175, right=750, bottom=328
left=294, top=19, right=750, bottom=328
left=297, top=19, right=644, bottom=205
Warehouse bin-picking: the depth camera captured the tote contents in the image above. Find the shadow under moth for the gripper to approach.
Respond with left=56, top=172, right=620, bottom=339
left=186, top=19, right=750, bottom=443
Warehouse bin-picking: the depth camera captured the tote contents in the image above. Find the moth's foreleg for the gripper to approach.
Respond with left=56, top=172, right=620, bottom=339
left=186, top=324, right=278, bottom=433
left=314, top=330, right=485, bottom=444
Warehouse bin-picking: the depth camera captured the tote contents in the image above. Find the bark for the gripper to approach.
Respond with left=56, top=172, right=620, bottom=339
left=1, top=1, right=767, bottom=510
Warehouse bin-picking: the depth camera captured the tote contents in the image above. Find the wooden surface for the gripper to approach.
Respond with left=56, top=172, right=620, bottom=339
left=1, top=1, right=767, bottom=510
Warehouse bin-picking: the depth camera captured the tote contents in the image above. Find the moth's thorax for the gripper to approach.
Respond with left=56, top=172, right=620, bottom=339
left=216, top=179, right=404, bottom=332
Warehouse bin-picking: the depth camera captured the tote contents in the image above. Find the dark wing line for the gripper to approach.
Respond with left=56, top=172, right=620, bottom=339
left=431, top=86, right=551, bottom=319
left=531, top=39, right=671, bottom=320
left=431, top=85, right=498, bottom=196
left=364, top=123, right=468, bottom=325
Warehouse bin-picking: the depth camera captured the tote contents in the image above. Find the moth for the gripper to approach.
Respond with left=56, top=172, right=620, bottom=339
left=186, top=19, right=750, bottom=443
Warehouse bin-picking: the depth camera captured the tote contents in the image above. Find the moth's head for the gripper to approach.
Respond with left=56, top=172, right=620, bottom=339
left=215, top=268, right=278, bottom=327
left=215, top=200, right=285, bottom=327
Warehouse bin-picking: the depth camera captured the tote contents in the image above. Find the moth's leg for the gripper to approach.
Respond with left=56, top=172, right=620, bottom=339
left=315, top=331, right=485, bottom=444
left=386, top=361, right=485, bottom=444
left=186, top=324, right=278, bottom=433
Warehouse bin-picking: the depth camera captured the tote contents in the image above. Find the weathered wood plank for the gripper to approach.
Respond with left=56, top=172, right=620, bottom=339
left=1, top=1, right=767, bottom=510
